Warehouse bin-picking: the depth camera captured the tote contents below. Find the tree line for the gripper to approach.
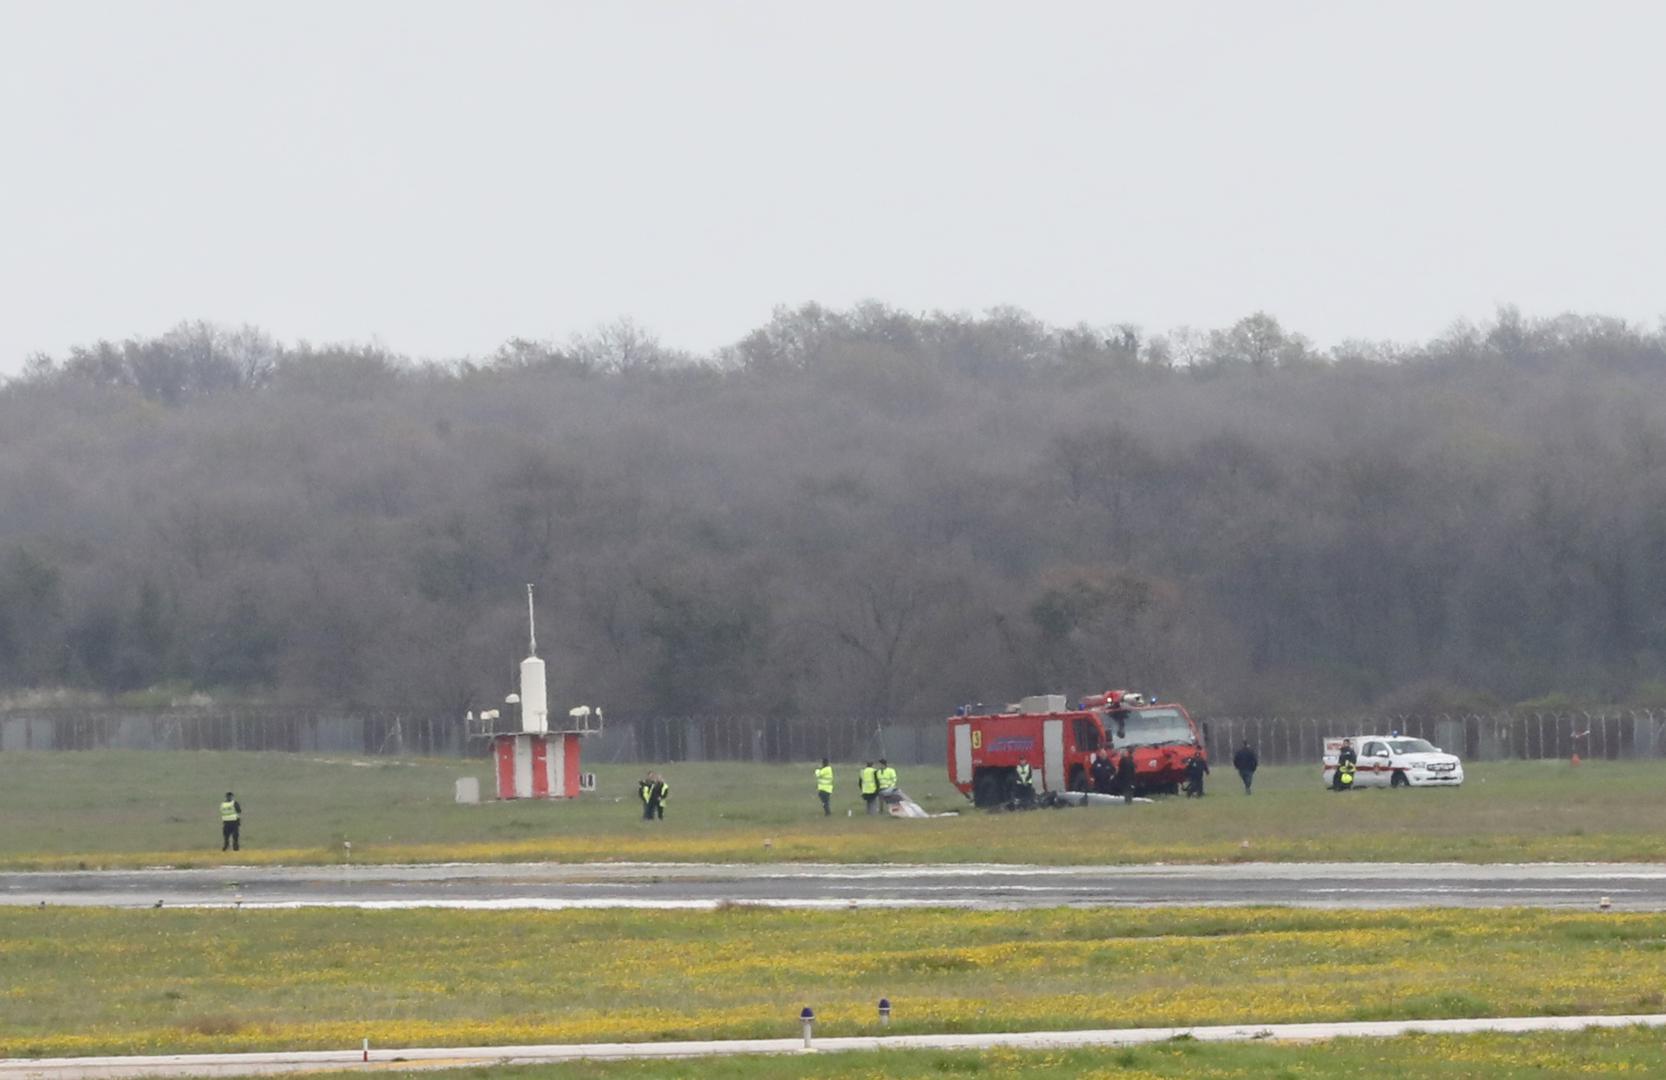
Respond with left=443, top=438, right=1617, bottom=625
left=3, top=304, right=1665, bottom=725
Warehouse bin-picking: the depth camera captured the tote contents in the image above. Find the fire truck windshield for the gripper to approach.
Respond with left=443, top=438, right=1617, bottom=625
left=1113, top=707, right=1195, bottom=747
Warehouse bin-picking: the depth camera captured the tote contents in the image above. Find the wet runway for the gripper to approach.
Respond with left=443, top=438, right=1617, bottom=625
left=4, top=861, right=1665, bottom=910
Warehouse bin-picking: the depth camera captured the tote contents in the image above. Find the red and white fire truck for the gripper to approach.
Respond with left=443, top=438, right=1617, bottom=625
left=946, top=690, right=1207, bottom=806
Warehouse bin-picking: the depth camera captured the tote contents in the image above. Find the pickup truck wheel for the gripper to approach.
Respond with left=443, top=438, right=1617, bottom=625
left=1390, top=770, right=1409, bottom=788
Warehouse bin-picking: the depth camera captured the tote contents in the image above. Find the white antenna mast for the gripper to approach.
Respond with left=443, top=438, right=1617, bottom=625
left=526, top=583, right=537, bottom=656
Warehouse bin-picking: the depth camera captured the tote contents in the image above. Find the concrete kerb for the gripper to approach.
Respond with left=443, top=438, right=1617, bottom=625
left=5, top=1014, right=1666, bottom=1079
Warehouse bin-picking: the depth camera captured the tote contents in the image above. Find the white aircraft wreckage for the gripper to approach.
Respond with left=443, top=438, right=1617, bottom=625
left=1047, top=790, right=1154, bottom=807
left=880, top=789, right=959, bottom=818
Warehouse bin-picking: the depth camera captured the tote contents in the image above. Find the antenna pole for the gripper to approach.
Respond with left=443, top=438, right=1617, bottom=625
left=526, top=584, right=536, bottom=656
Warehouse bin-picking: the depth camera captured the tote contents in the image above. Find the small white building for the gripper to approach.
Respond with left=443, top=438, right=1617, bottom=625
left=466, top=586, right=602, bottom=799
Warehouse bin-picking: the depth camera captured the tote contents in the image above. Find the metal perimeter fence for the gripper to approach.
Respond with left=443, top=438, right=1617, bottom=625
left=3, top=707, right=1666, bottom=767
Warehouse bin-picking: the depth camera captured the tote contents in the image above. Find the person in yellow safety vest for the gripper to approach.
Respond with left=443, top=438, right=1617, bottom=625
left=1337, top=760, right=1356, bottom=791
left=1332, top=739, right=1358, bottom=790
left=1014, top=757, right=1036, bottom=805
left=641, top=772, right=669, bottom=820
left=219, top=791, right=242, bottom=852
left=859, top=761, right=880, bottom=815
left=876, top=759, right=898, bottom=799
left=814, top=758, right=835, bottom=816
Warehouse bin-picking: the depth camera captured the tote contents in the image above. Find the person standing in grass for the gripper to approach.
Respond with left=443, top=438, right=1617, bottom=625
left=876, top=759, right=898, bottom=798
left=1233, top=741, right=1259, bottom=794
left=814, top=758, right=835, bottom=816
left=859, top=761, right=880, bottom=815
left=219, top=792, right=242, bottom=851
left=1116, top=749, right=1136, bottom=803
left=640, top=772, right=669, bottom=821
left=1091, top=751, right=1114, bottom=794
left=1184, top=752, right=1209, bottom=797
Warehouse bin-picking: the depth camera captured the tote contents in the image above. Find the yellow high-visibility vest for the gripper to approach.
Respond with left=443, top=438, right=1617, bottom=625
left=815, top=765, right=834, bottom=793
left=1016, top=763, right=1033, bottom=785
left=877, top=767, right=898, bottom=789
left=859, top=767, right=879, bottom=794
left=219, top=801, right=239, bottom=822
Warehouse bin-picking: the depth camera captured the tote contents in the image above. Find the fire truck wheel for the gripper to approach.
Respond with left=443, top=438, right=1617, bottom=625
left=973, top=773, right=1005, bottom=808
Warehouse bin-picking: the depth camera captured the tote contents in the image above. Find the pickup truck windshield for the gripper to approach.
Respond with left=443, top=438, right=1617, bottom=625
left=1113, top=707, right=1195, bottom=747
left=1387, top=738, right=1438, bottom=754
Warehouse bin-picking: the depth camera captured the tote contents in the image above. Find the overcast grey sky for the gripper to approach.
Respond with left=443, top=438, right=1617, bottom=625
left=2, top=0, right=1662, bottom=372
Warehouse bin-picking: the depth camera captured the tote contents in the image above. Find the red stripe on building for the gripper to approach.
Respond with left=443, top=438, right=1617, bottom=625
left=562, top=734, right=581, bottom=798
left=530, top=738, right=550, bottom=797
left=495, top=736, right=516, bottom=800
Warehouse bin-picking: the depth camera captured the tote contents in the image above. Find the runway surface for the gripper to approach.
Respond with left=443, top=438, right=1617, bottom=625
left=4, top=860, right=1665, bottom=910
left=7, top=1014, right=1666, bottom=1079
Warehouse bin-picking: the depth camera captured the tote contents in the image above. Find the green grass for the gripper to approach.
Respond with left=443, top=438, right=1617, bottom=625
left=0, top=751, right=1663, bottom=867
left=5, top=905, right=1666, bottom=1058
left=286, top=1029, right=1666, bottom=1080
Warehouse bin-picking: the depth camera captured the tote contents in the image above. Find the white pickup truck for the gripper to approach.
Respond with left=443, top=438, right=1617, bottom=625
left=1322, top=735, right=1464, bottom=789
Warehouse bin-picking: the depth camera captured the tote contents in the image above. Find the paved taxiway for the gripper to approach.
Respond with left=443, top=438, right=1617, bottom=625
left=4, top=861, right=1664, bottom=910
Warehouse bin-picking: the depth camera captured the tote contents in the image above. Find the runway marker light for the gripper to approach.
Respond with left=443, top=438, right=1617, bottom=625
left=800, top=1006, right=815, bottom=1049
left=1600, top=896, right=1612, bottom=912
left=362, top=1037, right=369, bottom=1062
left=878, top=998, right=891, bottom=1026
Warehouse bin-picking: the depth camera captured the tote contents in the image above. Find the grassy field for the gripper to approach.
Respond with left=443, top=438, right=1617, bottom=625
left=0, top=751, right=1663, bottom=867
left=5, top=905, right=1666, bottom=1058
left=285, top=1029, right=1666, bottom=1080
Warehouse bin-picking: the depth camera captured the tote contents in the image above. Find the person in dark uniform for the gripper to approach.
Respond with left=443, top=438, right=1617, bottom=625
left=1014, top=757, right=1036, bottom=806
left=219, top=792, right=242, bottom=851
left=1232, top=741, right=1259, bottom=794
left=1332, top=740, right=1357, bottom=791
left=1183, top=752, right=1209, bottom=797
left=1091, top=751, right=1114, bottom=794
left=1116, top=749, right=1137, bottom=802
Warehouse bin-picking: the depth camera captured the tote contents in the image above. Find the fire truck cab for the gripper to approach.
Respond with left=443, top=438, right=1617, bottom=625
left=946, top=690, right=1206, bottom=807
